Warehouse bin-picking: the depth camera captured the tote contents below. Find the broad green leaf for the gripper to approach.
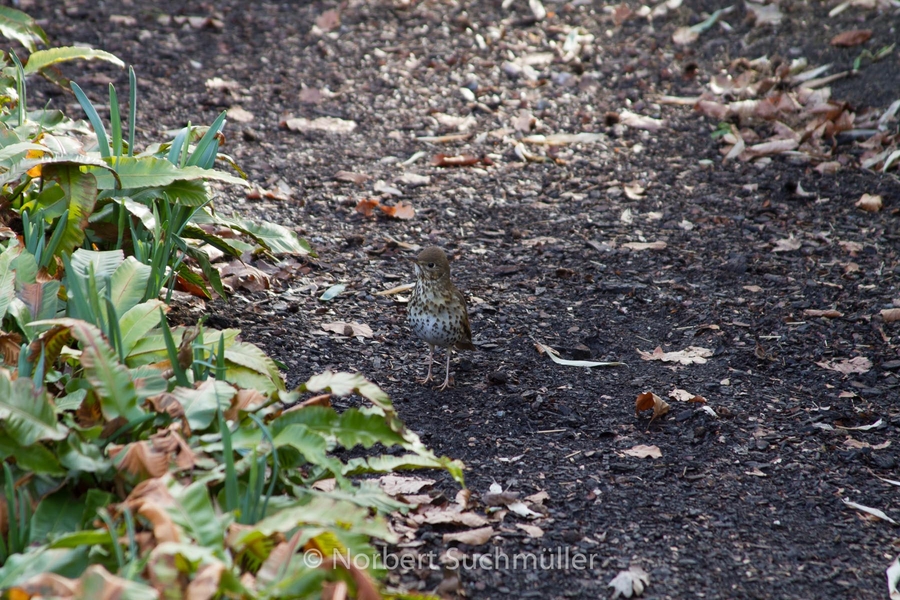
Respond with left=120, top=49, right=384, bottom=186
left=43, top=165, right=98, bottom=257
left=118, top=299, right=167, bottom=358
left=225, top=215, right=312, bottom=255
left=335, top=409, right=407, bottom=449
left=109, top=256, right=152, bottom=315
left=0, top=436, right=64, bottom=475
left=222, top=364, right=281, bottom=394
left=17, top=280, right=61, bottom=321
left=271, top=406, right=338, bottom=437
left=0, top=5, right=48, bottom=53
left=225, top=342, right=284, bottom=391
left=251, top=497, right=393, bottom=540
left=48, top=529, right=113, bottom=548
left=127, top=327, right=240, bottom=367
left=0, top=374, right=66, bottom=445
left=70, top=248, right=124, bottom=282
left=167, top=480, right=225, bottom=548
left=0, top=154, right=113, bottom=188
left=0, top=141, right=47, bottom=164
left=173, top=379, right=234, bottom=431
left=130, top=179, right=211, bottom=207
left=30, top=491, right=85, bottom=543
left=0, top=242, right=17, bottom=320
left=302, top=371, right=390, bottom=406
left=274, top=424, right=345, bottom=478
left=0, top=547, right=90, bottom=587
left=38, top=318, right=141, bottom=421
left=58, top=433, right=112, bottom=474
left=11, top=244, right=37, bottom=286
left=88, top=155, right=248, bottom=190
left=131, top=365, right=167, bottom=401
left=25, top=46, right=124, bottom=74
left=344, top=454, right=466, bottom=481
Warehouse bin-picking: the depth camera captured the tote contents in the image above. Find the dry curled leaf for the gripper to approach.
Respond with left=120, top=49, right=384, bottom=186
left=623, top=444, right=662, bottom=459
left=609, top=565, right=650, bottom=598
left=335, top=171, right=369, bottom=185
left=442, top=526, right=494, bottom=546
left=432, top=153, right=491, bottom=167
left=816, top=356, right=872, bottom=375
left=637, top=346, right=712, bottom=365
left=622, top=241, right=667, bottom=251
left=855, top=193, right=882, bottom=212
left=635, top=391, right=670, bottom=423
left=881, top=308, right=900, bottom=323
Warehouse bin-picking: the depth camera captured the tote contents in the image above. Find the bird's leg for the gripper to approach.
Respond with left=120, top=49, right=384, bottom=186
left=418, top=344, right=435, bottom=384
left=437, top=348, right=452, bottom=391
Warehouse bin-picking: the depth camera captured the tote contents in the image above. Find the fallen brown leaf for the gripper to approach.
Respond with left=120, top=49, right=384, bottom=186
left=637, top=346, right=712, bottom=365
left=816, top=356, right=872, bottom=375
left=855, top=193, right=882, bottom=212
left=830, top=29, right=872, bottom=47
left=355, top=198, right=380, bottom=217
left=623, top=444, right=662, bottom=458
left=442, top=526, right=494, bottom=545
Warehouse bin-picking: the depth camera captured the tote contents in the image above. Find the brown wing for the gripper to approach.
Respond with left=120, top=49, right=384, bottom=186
left=452, top=286, right=475, bottom=351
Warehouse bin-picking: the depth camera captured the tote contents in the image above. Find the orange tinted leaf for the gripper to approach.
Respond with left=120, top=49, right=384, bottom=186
left=432, top=154, right=482, bottom=167
left=635, top=391, right=670, bottom=423
left=378, top=201, right=415, bottom=220
left=355, top=198, right=380, bottom=217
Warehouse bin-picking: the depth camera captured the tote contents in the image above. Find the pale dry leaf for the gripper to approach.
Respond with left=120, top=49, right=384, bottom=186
left=609, top=565, right=650, bottom=598
left=374, top=282, right=415, bottom=297
left=283, top=116, right=357, bottom=135
left=772, top=236, right=802, bottom=252
left=443, top=526, right=494, bottom=545
left=622, top=241, right=667, bottom=251
left=635, top=391, right=670, bottom=422
left=620, top=208, right=634, bottom=224
left=816, top=356, right=872, bottom=375
left=624, top=183, right=645, bottom=199
left=515, top=523, right=545, bottom=538
left=619, top=110, right=666, bottom=131
left=856, top=193, right=882, bottom=212
left=335, top=171, right=369, bottom=185
left=227, top=106, right=254, bottom=123
left=414, top=505, right=490, bottom=528
left=321, top=322, right=374, bottom=338
left=842, top=498, right=898, bottom=524
left=835, top=418, right=883, bottom=431
left=743, top=285, right=762, bottom=292
left=623, top=444, right=662, bottom=459
left=745, top=467, right=767, bottom=477
left=316, top=8, right=341, bottom=31
left=668, top=388, right=693, bottom=402
left=672, top=26, right=699, bottom=45
left=379, top=475, right=435, bottom=496
left=881, top=308, right=900, bottom=323
left=524, top=491, right=550, bottom=505
left=508, top=501, right=542, bottom=519
left=746, top=2, right=783, bottom=26
left=434, top=112, right=477, bottom=132
left=637, top=346, right=712, bottom=365
left=521, top=132, right=605, bottom=145
left=888, top=555, right=900, bottom=600
left=396, top=173, right=431, bottom=187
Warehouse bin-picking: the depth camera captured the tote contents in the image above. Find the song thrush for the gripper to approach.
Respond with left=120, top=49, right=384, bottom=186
left=408, top=246, right=475, bottom=391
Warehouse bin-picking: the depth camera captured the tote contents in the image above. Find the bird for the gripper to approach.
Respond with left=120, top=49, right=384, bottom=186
left=407, top=246, right=475, bottom=391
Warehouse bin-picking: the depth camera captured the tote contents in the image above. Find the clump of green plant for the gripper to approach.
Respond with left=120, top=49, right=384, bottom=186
left=0, top=8, right=463, bottom=599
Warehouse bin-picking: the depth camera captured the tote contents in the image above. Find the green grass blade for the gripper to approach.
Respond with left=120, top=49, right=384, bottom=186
left=219, top=408, right=239, bottom=514
left=4, top=463, right=19, bottom=553
left=159, top=308, right=188, bottom=387
left=186, top=111, right=226, bottom=168
left=11, top=51, right=25, bottom=127
left=127, top=67, right=137, bottom=157
left=42, top=208, right=70, bottom=269
left=109, top=83, right=123, bottom=158
left=71, top=82, right=110, bottom=158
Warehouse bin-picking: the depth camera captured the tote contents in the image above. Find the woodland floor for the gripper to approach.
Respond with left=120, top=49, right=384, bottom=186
left=26, top=0, right=900, bottom=598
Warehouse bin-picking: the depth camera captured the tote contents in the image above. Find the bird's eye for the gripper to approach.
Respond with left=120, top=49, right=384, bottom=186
left=428, top=263, right=435, bottom=268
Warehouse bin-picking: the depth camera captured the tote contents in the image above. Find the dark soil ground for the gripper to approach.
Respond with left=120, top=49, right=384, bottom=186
left=27, top=0, right=900, bottom=598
